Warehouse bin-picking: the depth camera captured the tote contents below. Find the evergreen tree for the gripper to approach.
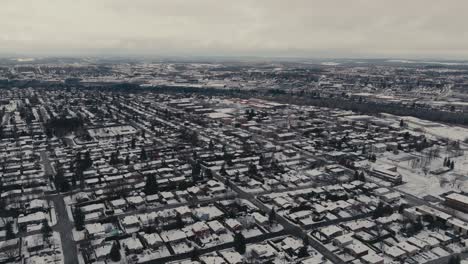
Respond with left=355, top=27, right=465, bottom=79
left=359, top=172, right=366, bottom=182
left=109, top=241, right=121, bottom=262
left=205, top=169, right=213, bottom=179
left=248, top=163, right=257, bottom=175
left=41, top=220, right=52, bottom=241
left=144, top=175, right=158, bottom=195
left=74, top=208, right=85, bottom=231
left=175, top=212, right=184, bottom=228
left=242, top=141, right=252, bottom=154
left=191, top=162, right=201, bottom=182
left=110, top=152, right=119, bottom=165
left=271, top=159, right=284, bottom=173
left=140, top=148, right=147, bottom=161
left=71, top=170, right=77, bottom=188
left=404, top=132, right=410, bottom=140
left=54, top=167, right=70, bottom=192
left=235, top=171, right=240, bottom=182
left=398, top=203, right=408, bottom=214
left=448, top=255, right=456, bottom=264
left=383, top=205, right=394, bottom=216
left=450, top=161, right=455, bottom=170
left=414, top=217, right=424, bottom=232
left=219, top=163, right=227, bottom=175
left=5, top=222, right=14, bottom=240
left=226, top=156, right=234, bottom=167
left=372, top=202, right=385, bottom=219
left=268, top=208, right=276, bottom=224
left=259, top=155, right=267, bottom=166
left=83, top=151, right=93, bottom=169
left=77, top=169, right=85, bottom=189
left=190, top=131, right=199, bottom=146
left=234, top=232, right=246, bottom=254
left=209, top=140, right=215, bottom=150
left=298, top=245, right=309, bottom=257
left=131, top=137, right=136, bottom=149
left=191, top=247, right=200, bottom=261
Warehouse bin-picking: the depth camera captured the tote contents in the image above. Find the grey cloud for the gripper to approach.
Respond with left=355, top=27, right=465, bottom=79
left=1, top=0, right=467, bottom=59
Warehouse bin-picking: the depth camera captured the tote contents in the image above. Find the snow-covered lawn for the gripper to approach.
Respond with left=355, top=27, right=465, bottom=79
left=133, top=246, right=171, bottom=262
left=50, top=206, right=57, bottom=226
left=72, top=228, right=86, bottom=241
left=267, top=223, right=284, bottom=233
left=241, top=227, right=263, bottom=238
left=386, top=115, right=468, bottom=142
left=200, top=232, right=234, bottom=248
left=377, top=151, right=468, bottom=198
left=240, top=186, right=265, bottom=193
left=22, top=232, right=64, bottom=264
left=171, top=241, right=194, bottom=255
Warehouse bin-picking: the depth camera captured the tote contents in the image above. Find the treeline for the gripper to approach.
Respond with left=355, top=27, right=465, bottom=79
left=45, top=117, right=85, bottom=137
left=88, top=83, right=468, bottom=125
left=3, top=82, right=467, bottom=126
left=149, top=85, right=468, bottom=125
left=151, top=85, right=245, bottom=96
left=271, top=95, right=468, bottom=125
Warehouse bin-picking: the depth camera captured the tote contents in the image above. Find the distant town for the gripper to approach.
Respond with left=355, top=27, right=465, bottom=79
left=0, top=58, right=467, bottom=264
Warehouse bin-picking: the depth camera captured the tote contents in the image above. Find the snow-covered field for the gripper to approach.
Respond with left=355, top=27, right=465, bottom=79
left=377, top=150, right=468, bottom=199
left=394, top=115, right=468, bottom=142
left=418, top=125, right=468, bottom=142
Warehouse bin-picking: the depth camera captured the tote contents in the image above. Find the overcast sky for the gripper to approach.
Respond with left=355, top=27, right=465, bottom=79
left=1, top=0, right=468, bottom=59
